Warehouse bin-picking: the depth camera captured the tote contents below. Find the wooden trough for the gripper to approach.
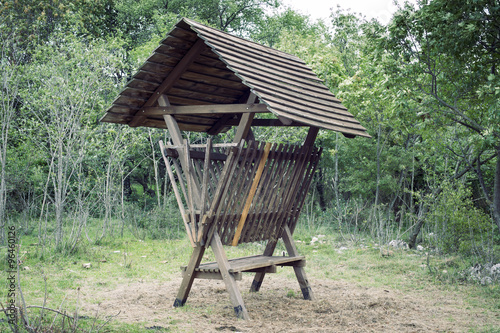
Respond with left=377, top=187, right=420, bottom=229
left=101, top=18, right=370, bottom=320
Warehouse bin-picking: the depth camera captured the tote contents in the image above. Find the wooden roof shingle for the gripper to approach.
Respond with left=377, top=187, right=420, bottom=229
left=101, top=18, right=370, bottom=138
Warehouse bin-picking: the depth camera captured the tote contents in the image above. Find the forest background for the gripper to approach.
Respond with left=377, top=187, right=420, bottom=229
left=0, top=0, right=499, bottom=281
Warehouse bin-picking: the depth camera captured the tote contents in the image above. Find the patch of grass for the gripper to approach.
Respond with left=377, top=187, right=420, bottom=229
left=1, top=221, right=499, bottom=332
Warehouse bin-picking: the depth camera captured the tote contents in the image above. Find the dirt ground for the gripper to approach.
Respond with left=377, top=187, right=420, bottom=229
left=79, top=274, right=499, bottom=332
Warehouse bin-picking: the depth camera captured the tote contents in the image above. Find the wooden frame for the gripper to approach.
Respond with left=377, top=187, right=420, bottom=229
left=160, top=108, right=321, bottom=319
left=100, top=17, right=371, bottom=322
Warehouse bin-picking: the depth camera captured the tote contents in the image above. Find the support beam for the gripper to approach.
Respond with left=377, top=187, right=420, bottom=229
left=140, top=103, right=269, bottom=116
left=211, top=232, right=250, bottom=320
left=173, top=245, right=206, bottom=307
left=303, top=126, right=319, bottom=147
left=129, top=38, right=206, bottom=127
left=233, top=93, right=257, bottom=144
left=282, top=225, right=314, bottom=300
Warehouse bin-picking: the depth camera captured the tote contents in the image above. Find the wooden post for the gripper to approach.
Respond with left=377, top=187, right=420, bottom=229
left=249, top=239, right=278, bottom=292
left=159, top=140, right=195, bottom=247
left=173, top=245, right=206, bottom=307
left=231, top=142, right=272, bottom=246
left=200, top=138, right=212, bottom=219
left=211, top=232, right=250, bottom=320
left=233, top=92, right=257, bottom=144
left=282, top=225, right=314, bottom=300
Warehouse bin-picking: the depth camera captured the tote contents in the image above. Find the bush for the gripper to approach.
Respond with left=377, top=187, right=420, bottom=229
left=428, top=182, right=492, bottom=256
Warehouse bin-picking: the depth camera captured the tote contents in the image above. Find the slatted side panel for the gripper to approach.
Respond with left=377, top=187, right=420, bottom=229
left=199, top=141, right=321, bottom=246
left=209, top=141, right=266, bottom=245
left=163, top=140, right=321, bottom=246
left=240, top=145, right=322, bottom=244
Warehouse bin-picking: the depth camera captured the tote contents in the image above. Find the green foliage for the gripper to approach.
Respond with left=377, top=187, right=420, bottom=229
left=165, top=0, right=280, bottom=34
left=429, top=182, right=492, bottom=256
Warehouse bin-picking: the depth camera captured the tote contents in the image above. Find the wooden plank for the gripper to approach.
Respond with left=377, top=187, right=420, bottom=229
left=222, top=141, right=266, bottom=243
left=265, top=102, right=371, bottom=138
left=218, top=141, right=260, bottom=244
left=250, top=239, right=279, bottom=292
left=193, top=254, right=305, bottom=273
left=198, top=144, right=241, bottom=244
left=304, top=126, right=319, bottom=146
left=186, top=62, right=241, bottom=82
left=185, top=18, right=309, bottom=67
left=272, top=145, right=313, bottom=239
left=126, top=78, right=159, bottom=92
left=173, top=245, right=206, bottom=307
left=239, top=143, right=283, bottom=243
left=260, top=144, right=306, bottom=241
left=231, top=142, right=272, bottom=246
left=163, top=112, right=201, bottom=202
left=159, top=140, right=195, bottom=247
left=249, top=144, right=296, bottom=242
left=288, top=147, right=322, bottom=234
left=223, top=118, right=305, bottom=127
left=181, top=71, right=248, bottom=90
left=232, top=93, right=258, bottom=144
left=168, top=87, right=237, bottom=104
left=168, top=144, right=189, bottom=208
left=208, top=114, right=236, bottom=135
left=142, top=38, right=206, bottom=109
left=207, top=42, right=323, bottom=82
left=141, top=103, right=269, bottom=116
left=282, top=225, right=314, bottom=301
left=248, top=82, right=356, bottom=120
left=211, top=232, right=250, bottom=320
left=185, top=140, right=198, bottom=235
left=174, top=78, right=244, bottom=98
left=200, top=138, right=212, bottom=219
left=166, top=148, right=228, bottom=161
left=204, top=142, right=246, bottom=245
left=182, top=270, right=243, bottom=281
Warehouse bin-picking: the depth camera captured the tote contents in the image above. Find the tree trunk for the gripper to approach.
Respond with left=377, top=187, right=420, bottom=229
left=408, top=202, right=428, bottom=249
left=316, top=167, right=327, bottom=211
left=493, top=146, right=500, bottom=233
left=334, top=133, right=340, bottom=212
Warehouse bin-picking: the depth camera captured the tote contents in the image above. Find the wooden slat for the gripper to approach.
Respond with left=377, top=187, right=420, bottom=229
left=180, top=71, right=248, bottom=90
left=159, top=140, right=195, bottom=247
left=282, top=225, right=314, bottom=300
left=185, top=18, right=309, bottom=67
left=218, top=141, right=261, bottom=244
left=141, top=103, right=268, bottom=116
left=174, top=78, right=244, bottom=98
left=271, top=145, right=315, bottom=239
left=231, top=142, right=272, bottom=246
left=288, top=148, right=322, bottom=234
left=211, top=232, right=250, bottom=320
left=198, top=144, right=242, bottom=244
left=190, top=254, right=306, bottom=273
left=266, top=102, right=371, bottom=138
left=203, top=37, right=322, bottom=82
left=200, top=138, right=212, bottom=218
left=142, top=38, right=206, bottom=109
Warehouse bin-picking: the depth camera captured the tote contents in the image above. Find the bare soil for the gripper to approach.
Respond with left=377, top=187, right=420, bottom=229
left=79, top=275, right=498, bottom=332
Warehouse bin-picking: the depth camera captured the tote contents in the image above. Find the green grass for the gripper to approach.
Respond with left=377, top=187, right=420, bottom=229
left=1, top=222, right=499, bottom=332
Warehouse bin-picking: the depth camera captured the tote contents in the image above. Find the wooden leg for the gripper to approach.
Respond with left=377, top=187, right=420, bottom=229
left=211, top=232, right=250, bottom=320
left=249, top=239, right=278, bottom=292
left=282, top=225, right=314, bottom=300
left=174, top=245, right=205, bottom=307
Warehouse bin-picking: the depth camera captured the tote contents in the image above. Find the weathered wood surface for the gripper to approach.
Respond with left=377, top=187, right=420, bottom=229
left=181, top=254, right=306, bottom=274
left=100, top=18, right=370, bottom=138
left=162, top=139, right=322, bottom=247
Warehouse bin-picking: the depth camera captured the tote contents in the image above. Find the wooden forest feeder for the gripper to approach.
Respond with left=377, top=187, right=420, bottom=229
left=101, top=18, right=370, bottom=320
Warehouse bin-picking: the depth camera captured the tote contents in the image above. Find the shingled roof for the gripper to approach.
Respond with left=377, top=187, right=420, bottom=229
left=100, top=18, right=370, bottom=138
